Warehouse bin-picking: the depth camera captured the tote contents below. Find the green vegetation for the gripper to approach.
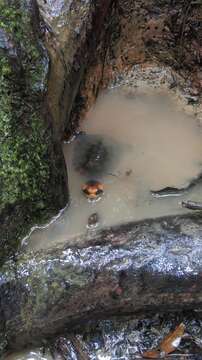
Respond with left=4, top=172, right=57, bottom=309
left=0, top=0, right=50, bottom=208
left=0, top=1, right=67, bottom=261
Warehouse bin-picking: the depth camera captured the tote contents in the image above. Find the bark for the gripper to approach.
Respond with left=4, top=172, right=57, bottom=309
left=1, top=213, right=202, bottom=354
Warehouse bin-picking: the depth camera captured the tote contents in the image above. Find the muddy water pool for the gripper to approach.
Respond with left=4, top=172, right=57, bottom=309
left=24, top=88, right=202, bottom=252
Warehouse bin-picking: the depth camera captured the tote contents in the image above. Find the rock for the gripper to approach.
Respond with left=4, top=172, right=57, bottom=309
left=87, top=213, right=99, bottom=228
left=37, top=0, right=113, bottom=138
left=2, top=214, right=202, bottom=355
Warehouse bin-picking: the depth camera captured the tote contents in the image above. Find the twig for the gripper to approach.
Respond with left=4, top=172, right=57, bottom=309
left=181, top=200, right=202, bottom=210
left=69, top=335, right=90, bottom=360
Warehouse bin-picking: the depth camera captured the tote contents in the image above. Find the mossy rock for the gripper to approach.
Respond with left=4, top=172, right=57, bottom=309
left=0, top=0, right=68, bottom=265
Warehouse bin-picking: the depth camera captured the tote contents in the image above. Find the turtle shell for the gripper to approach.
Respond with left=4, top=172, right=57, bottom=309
left=82, top=180, right=104, bottom=199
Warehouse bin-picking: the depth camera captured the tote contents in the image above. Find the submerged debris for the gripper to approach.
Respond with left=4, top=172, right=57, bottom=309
left=160, top=323, right=185, bottom=355
left=142, top=349, right=161, bottom=359
left=151, top=187, right=186, bottom=198
left=143, top=323, right=185, bottom=358
left=181, top=200, right=202, bottom=210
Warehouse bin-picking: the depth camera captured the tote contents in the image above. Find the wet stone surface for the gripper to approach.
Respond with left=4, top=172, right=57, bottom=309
left=4, top=213, right=202, bottom=358
left=87, top=213, right=99, bottom=229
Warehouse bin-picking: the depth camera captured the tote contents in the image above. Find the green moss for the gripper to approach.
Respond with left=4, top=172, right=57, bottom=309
left=0, top=0, right=46, bottom=90
left=0, top=0, right=49, bottom=209
left=0, top=1, right=67, bottom=262
left=0, top=111, right=50, bottom=206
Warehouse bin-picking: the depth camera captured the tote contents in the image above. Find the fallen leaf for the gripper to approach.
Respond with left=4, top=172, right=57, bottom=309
left=142, top=323, right=185, bottom=358
left=142, top=349, right=161, bottom=359
left=160, top=323, right=185, bottom=354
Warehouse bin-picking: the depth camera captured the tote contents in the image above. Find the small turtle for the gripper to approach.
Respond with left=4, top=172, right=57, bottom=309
left=82, top=180, right=104, bottom=200
left=87, top=213, right=99, bottom=229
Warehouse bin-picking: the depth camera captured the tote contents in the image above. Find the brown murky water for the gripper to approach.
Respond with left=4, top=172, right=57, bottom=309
left=23, top=89, right=202, bottom=252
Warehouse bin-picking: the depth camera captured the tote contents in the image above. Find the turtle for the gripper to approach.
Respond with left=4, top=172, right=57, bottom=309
left=82, top=180, right=104, bottom=200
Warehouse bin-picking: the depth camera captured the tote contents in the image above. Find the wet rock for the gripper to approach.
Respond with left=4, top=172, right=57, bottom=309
left=2, top=214, right=202, bottom=355
left=87, top=213, right=99, bottom=228
left=37, top=0, right=113, bottom=138
left=72, top=0, right=202, bottom=125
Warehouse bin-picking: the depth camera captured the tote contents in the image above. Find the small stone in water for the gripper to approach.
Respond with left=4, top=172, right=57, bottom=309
left=87, top=213, right=99, bottom=228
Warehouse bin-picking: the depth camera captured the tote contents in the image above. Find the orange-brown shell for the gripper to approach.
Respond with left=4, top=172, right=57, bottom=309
left=82, top=180, right=104, bottom=199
